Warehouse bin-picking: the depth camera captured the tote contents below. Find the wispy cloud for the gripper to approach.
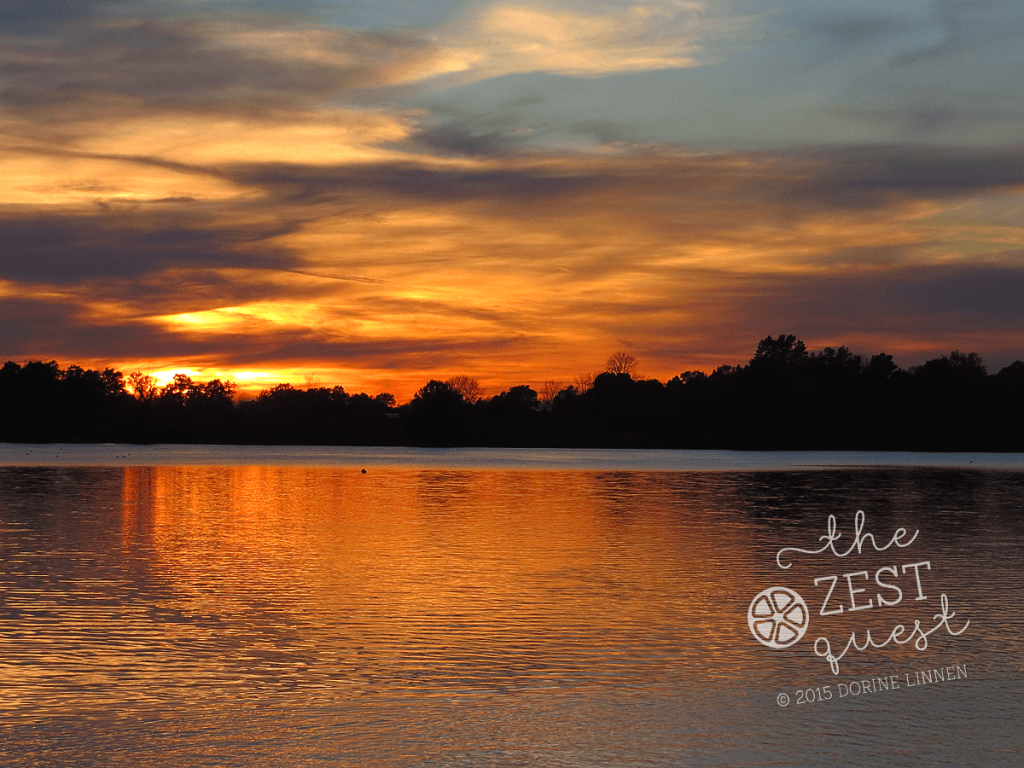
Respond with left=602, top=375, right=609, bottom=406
left=429, top=1, right=706, bottom=81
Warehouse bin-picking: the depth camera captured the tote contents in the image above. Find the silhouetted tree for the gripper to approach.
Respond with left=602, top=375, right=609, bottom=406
left=572, top=371, right=596, bottom=392
left=375, top=392, right=396, bottom=408
left=485, top=385, right=539, bottom=419
left=405, top=380, right=471, bottom=445
left=538, top=380, right=564, bottom=411
left=865, top=353, right=898, bottom=380
left=126, top=371, right=158, bottom=402
left=748, top=334, right=808, bottom=373
left=158, top=374, right=196, bottom=407
left=904, top=350, right=990, bottom=449
left=445, top=375, right=483, bottom=403
left=200, top=379, right=236, bottom=408
left=672, top=370, right=707, bottom=385
left=3, top=341, right=1023, bottom=450
left=992, top=361, right=1024, bottom=450
left=605, top=351, right=639, bottom=377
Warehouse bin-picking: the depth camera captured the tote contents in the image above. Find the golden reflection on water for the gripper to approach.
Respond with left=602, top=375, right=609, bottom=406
left=115, top=466, right=766, bottom=697
left=1, top=462, right=1022, bottom=766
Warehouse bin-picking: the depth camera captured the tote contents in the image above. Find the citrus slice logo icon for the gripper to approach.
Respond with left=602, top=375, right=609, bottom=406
left=748, top=587, right=808, bottom=649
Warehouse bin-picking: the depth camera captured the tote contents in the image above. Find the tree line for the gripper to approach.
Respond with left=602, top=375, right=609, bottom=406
left=2, top=335, right=1022, bottom=450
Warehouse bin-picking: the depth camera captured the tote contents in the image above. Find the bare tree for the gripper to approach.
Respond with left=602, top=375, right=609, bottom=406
left=572, top=371, right=595, bottom=392
left=127, top=371, right=158, bottom=402
left=445, top=375, right=483, bottom=403
left=538, top=380, right=564, bottom=410
left=605, top=351, right=639, bottom=377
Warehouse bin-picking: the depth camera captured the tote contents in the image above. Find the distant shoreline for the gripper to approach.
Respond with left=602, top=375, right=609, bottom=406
left=3, top=444, right=1024, bottom=471
left=4, top=336, right=1023, bottom=451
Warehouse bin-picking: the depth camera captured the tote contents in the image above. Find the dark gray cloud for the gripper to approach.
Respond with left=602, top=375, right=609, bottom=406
left=893, top=0, right=1024, bottom=65
left=229, top=160, right=610, bottom=205
left=0, top=210, right=298, bottom=284
left=219, top=144, right=1024, bottom=218
left=895, top=263, right=1024, bottom=323
left=0, top=297, right=197, bottom=365
left=403, top=126, right=521, bottom=157
left=742, top=0, right=1024, bottom=67
left=100, top=269, right=340, bottom=317
left=765, top=145, right=1024, bottom=210
left=0, top=11, right=434, bottom=124
left=0, top=0, right=108, bottom=33
left=832, top=106, right=1024, bottom=141
left=743, top=264, right=1024, bottom=336
left=805, top=13, right=917, bottom=47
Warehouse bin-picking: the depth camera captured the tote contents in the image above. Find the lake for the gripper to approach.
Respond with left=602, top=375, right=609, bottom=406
left=1, top=446, right=1022, bottom=767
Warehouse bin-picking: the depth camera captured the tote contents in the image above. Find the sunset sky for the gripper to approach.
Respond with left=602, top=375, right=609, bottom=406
left=2, top=0, right=1023, bottom=400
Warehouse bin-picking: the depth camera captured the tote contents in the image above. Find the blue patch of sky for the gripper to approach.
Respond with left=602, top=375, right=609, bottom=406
left=409, top=0, right=1024, bottom=150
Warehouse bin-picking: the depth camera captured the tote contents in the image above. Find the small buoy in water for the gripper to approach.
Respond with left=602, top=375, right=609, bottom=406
left=361, top=469, right=367, bottom=474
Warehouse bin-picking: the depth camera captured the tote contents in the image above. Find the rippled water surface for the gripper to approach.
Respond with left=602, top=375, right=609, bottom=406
left=1, top=448, right=1022, bottom=767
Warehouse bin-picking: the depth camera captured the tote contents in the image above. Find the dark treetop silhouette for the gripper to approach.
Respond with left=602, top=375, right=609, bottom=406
left=2, top=335, right=1022, bottom=450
